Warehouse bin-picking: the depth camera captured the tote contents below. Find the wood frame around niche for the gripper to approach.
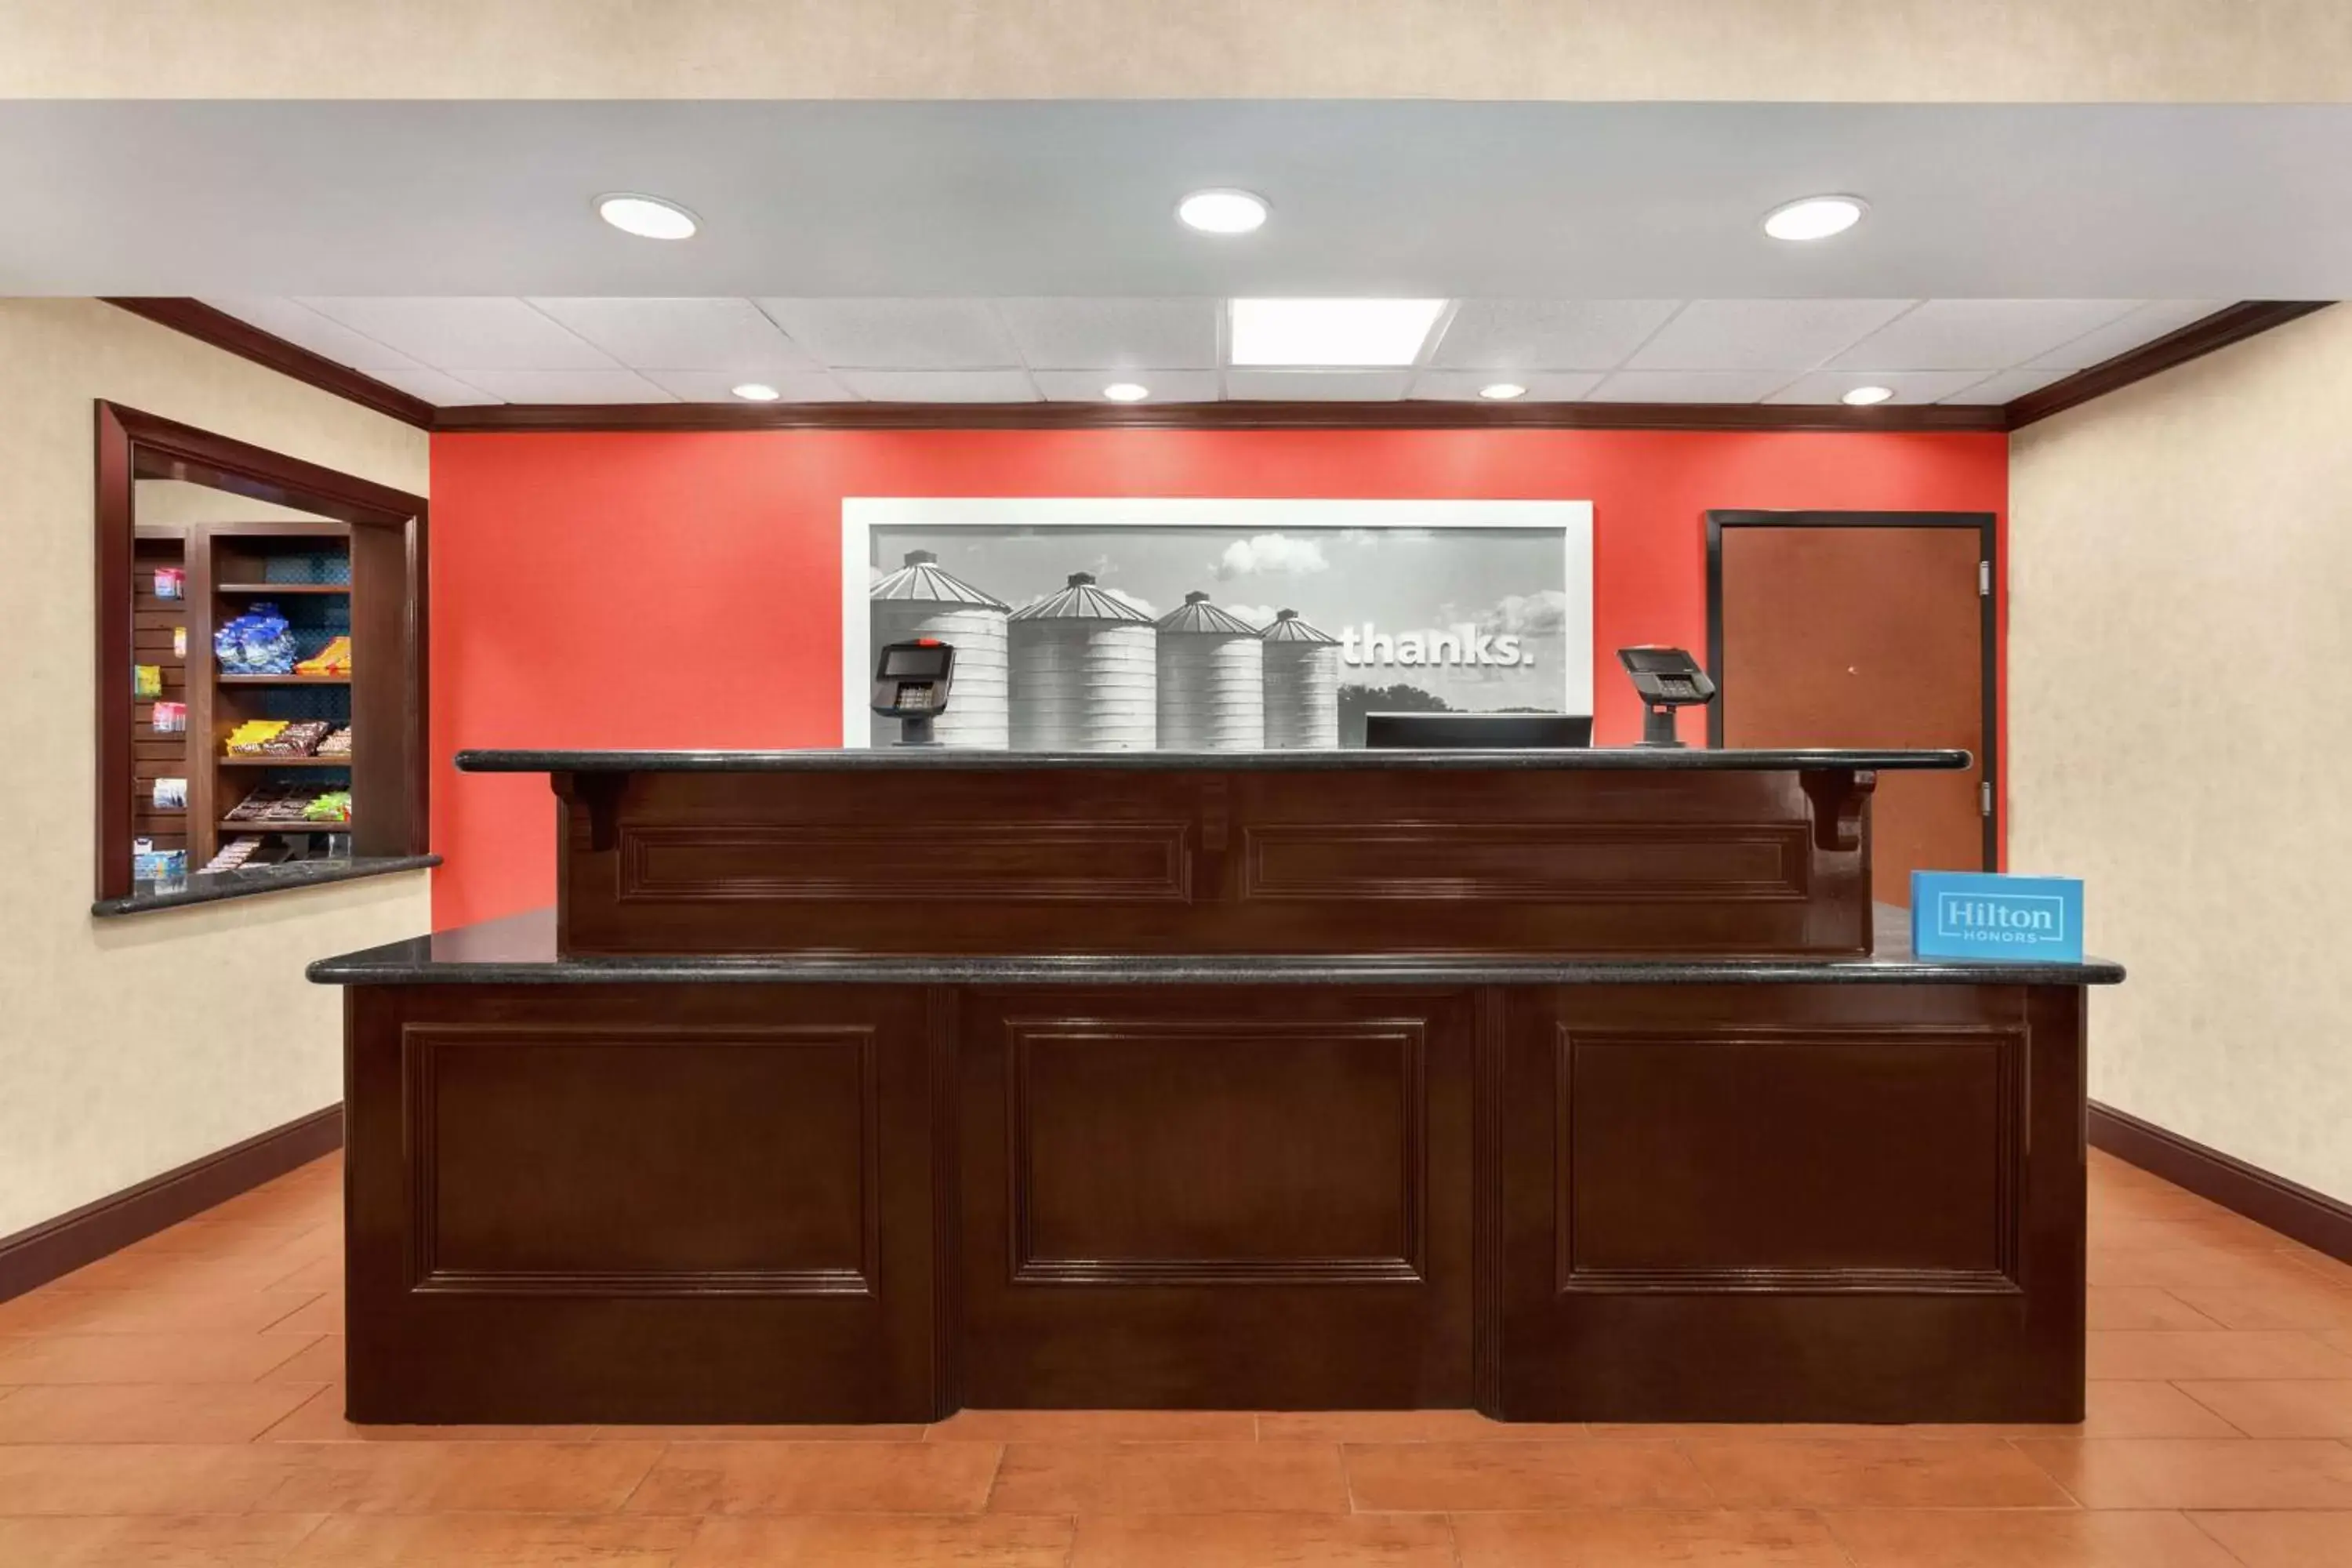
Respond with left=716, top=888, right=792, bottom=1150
left=93, top=401, right=431, bottom=900
left=105, top=297, right=2331, bottom=436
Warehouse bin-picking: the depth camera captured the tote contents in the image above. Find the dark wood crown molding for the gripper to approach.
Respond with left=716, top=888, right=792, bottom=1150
left=431, top=399, right=2006, bottom=434
left=103, top=298, right=435, bottom=430
left=2005, top=301, right=2332, bottom=430
left=109, top=296, right=2333, bottom=437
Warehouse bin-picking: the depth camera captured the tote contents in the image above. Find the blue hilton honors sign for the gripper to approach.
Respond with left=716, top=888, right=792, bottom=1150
left=1911, top=872, right=2085, bottom=964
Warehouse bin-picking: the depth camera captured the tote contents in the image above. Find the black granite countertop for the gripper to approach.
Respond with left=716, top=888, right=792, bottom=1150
left=94, top=855, right=439, bottom=917
left=310, top=905, right=2119, bottom=987
left=457, top=746, right=1970, bottom=774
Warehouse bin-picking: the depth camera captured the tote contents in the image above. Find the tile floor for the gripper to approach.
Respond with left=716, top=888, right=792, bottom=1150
left=1, top=1149, right=2350, bottom=1564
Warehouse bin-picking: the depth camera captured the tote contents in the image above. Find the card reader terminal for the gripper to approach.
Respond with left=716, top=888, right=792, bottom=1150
left=872, top=638, right=956, bottom=746
left=1617, top=646, right=1718, bottom=748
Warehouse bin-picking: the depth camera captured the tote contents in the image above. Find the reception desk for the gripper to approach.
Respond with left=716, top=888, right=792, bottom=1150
left=311, top=747, right=2121, bottom=1425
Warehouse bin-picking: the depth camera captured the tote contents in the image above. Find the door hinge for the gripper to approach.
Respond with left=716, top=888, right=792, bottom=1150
left=1980, top=781, right=1994, bottom=817
left=1978, top=561, right=1992, bottom=597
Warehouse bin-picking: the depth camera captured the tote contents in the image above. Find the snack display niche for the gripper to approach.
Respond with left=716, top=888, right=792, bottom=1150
left=196, top=522, right=358, bottom=875
left=94, top=401, right=430, bottom=902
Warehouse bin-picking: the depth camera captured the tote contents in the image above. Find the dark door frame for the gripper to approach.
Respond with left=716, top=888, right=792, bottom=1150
left=1704, top=508, right=1999, bottom=871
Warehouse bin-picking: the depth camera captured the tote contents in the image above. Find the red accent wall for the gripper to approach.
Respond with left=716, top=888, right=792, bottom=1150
left=430, top=428, right=2008, bottom=928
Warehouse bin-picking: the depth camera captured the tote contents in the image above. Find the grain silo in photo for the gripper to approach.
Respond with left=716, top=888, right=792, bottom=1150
left=869, top=550, right=1011, bottom=748
left=1009, top=572, right=1158, bottom=750
left=1261, top=608, right=1341, bottom=749
left=1153, top=592, right=1265, bottom=750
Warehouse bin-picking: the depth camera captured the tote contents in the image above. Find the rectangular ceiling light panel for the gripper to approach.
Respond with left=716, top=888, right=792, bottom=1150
left=1227, top=298, right=1449, bottom=367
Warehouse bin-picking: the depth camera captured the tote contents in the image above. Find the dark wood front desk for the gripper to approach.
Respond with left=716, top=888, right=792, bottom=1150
left=311, top=748, right=2121, bottom=1425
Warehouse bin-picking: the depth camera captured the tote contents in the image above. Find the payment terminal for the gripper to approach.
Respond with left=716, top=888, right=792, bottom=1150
left=1617, top=646, right=1718, bottom=748
left=872, top=638, right=956, bottom=746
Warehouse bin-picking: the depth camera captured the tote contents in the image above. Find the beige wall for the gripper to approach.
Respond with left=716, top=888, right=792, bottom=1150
left=2, top=0, right=2347, bottom=100
left=0, top=299, right=430, bottom=1240
left=2011, top=304, right=2352, bottom=1202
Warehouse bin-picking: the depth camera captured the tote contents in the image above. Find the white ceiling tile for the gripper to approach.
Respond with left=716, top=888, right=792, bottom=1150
left=199, top=296, right=430, bottom=373
left=1938, top=366, right=2077, bottom=404
left=1428, top=300, right=1680, bottom=371
left=1410, top=370, right=1605, bottom=401
left=452, top=370, right=675, bottom=404
left=1764, top=370, right=1993, bottom=405
left=754, top=299, right=1021, bottom=369
left=1830, top=299, right=2140, bottom=371
left=362, top=365, right=503, bottom=406
left=996, top=299, right=1218, bottom=369
left=1224, top=369, right=1414, bottom=401
left=1031, top=369, right=1222, bottom=402
left=2027, top=299, right=2229, bottom=370
left=833, top=368, right=1038, bottom=401
left=1627, top=300, right=1916, bottom=372
left=524, top=297, right=815, bottom=372
left=293, top=297, right=617, bottom=371
left=1586, top=369, right=1795, bottom=403
left=640, top=368, right=855, bottom=403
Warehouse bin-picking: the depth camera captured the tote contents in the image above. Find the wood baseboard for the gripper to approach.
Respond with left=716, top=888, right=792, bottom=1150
left=2089, top=1099, right=2352, bottom=1266
left=0, top=1105, right=342, bottom=1304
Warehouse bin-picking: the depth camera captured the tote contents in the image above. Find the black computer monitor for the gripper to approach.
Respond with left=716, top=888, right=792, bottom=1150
left=1363, top=712, right=1595, bottom=749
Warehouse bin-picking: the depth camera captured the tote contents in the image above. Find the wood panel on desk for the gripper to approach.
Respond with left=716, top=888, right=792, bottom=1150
left=957, top=986, right=1476, bottom=1409
left=554, top=766, right=1875, bottom=957
left=343, top=984, right=943, bottom=1423
left=1496, top=982, right=2085, bottom=1422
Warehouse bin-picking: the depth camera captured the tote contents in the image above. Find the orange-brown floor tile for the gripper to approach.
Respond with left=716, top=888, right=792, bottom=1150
left=1824, top=1507, right=2241, bottom=1566
left=2077, top=1380, right=2246, bottom=1437
left=1260, top=1410, right=1587, bottom=1443
left=2164, top=1277, right=2352, bottom=1331
left=2187, top=1509, right=2352, bottom=1566
left=927, top=1407, right=1256, bottom=1441
left=259, top=1384, right=601, bottom=1442
left=1345, top=1439, right=1713, bottom=1512
left=596, top=1421, right=927, bottom=1442
left=1074, top=1511, right=1455, bottom=1566
left=261, top=1291, right=343, bottom=1336
left=257, top=1333, right=343, bottom=1383
left=255, top=1439, right=666, bottom=1514
left=284, top=1510, right=699, bottom=1565
left=0, top=1330, right=320, bottom=1384
left=627, top=1439, right=1003, bottom=1514
left=1451, top=1508, right=1849, bottom=1566
left=2087, top=1245, right=2332, bottom=1294
left=2085, top=1329, right=2352, bottom=1379
left=989, top=1439, right=1349, bottom=1514
left=0, top=1512, right=327, bottom=1566
left=2084, top=1286, right=2223, bottom=1330
left=0, top=1380, right=318, bottom=1443
left=0, top=1287, right=324, bottom=1337
left=0, top=1443, right=291, bottom=1513
left=681, top=1513, right=1076, bottom=1566
left=2014, top=1436, right=2352, bottom=1508
left=1682, top=1438, right=2078, bottom=1508
left=2172, top=1379, right=2352, bottom=1437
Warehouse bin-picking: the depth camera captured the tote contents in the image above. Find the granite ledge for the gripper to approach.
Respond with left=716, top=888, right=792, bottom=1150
left=94, top=855, right=440, bottom=917
left=310, top=907, right=2121, bottom=988
left=456, top=746, right=1970, bottom=775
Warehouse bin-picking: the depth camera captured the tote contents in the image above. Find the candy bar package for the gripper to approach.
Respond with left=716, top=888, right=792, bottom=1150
left=151, top=700, right=187, bottom=734
left=151, top=776, right=187, bottom=810
left=154, top=567, right=184, bottom=601
left=134, top=663, right=162, bottom=698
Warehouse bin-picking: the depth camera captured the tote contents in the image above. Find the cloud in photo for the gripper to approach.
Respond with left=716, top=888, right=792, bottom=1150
left=1479, top=589, right=1570, bottom=637
left=1219, top=603, right=1279, bottom=628
left=1213, top=532, right=1330, bottom=581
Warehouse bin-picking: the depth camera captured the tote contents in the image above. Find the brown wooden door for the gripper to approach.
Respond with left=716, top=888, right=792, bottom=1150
left=1710, top=514, right=1993, bottom=906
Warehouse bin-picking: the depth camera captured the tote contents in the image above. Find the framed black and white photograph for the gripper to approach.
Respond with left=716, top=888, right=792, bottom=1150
left=841, top=498, right=1594, bottom=750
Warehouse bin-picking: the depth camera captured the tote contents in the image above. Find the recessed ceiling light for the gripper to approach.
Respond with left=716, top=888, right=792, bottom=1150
left=1479, top=382, right=1528, bottom=401
left=1762, top=194, right=1867, bottom=242
left=1102, top=382, right=1151, bottom=402
left=1177, top=189, right=1269, bottom=235
left=1842, top=384, right=1896, bottom=406
left=1229, top=299, right=1449, bottom=368
left=596, top=193, right=699, bottom=240
left=731, top=383, right=781, bottom=402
